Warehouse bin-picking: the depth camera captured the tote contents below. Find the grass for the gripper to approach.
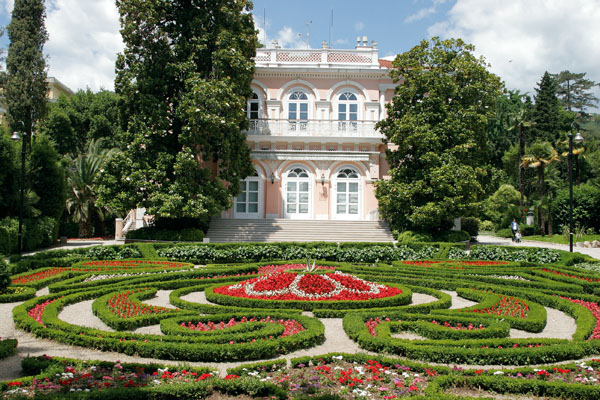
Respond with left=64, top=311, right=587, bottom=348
left=523, top=234, right=600, bottom=244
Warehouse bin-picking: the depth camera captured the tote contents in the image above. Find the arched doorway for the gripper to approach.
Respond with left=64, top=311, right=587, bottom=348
left=333, top=167, right=361, bottom=220
left=283, top=167, right=311, bottom=219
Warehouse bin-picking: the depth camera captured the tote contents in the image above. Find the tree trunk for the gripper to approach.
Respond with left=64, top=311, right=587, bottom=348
left=519, top=123, right=525, bottom=212
left=538, top=166, right=546, bottom=235
left=548, top=206, right=553, bottom=237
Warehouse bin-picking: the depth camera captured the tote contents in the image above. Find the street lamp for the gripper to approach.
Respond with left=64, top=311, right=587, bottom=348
left=10, top=129, right=28, bottom=255
left=568, top=122, right=584, bottom=252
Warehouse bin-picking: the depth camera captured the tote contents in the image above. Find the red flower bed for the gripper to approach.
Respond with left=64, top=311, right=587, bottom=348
left=107, top=289, right=173, bottom=318
left=28, top=298, right=58, bottom=327
left=460, top=293, right=529, bottom=318
left=542, top=269, right=600, bottom=283
left=560, top=296, right=600, bottom=340
left=180, top=316, right=304, bottom=339
left=214, top=271, right=401, bottom=302
left=13, top=268, right=67, bottom=284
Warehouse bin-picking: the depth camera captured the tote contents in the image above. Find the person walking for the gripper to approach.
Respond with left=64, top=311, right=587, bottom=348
left=510, top=218, right=519, bottom=242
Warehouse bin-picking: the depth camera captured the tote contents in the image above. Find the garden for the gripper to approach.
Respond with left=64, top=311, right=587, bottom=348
left=1, top=241, right=600, bottom=399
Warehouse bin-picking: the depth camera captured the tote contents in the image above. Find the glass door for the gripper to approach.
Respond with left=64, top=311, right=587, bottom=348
left=335, top=168, right=360, bottom=219
left=234, top=177, right=261, bottom=219
left=284, top=168, right=310, bottom=219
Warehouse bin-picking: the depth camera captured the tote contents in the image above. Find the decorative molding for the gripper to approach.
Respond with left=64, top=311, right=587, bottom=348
left=252, top=150, right=372, bottom=162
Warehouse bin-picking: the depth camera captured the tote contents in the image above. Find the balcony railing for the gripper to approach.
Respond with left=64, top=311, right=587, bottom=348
left=245, top=119, right=382, bottom=138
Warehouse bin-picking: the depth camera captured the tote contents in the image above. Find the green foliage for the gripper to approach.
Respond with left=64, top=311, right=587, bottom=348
left=0, top=257, right=10, bottom=291
left=394, top=230, right=433, bottom=242
left=479, top=220, right=494, bottom=231
left=468, top=245, right=561, bottom=263
left=156, top=243, right=440, bottom=264
left=40, top=90, right=124, bottom=155
left=29, top=134, right=66, bottom=220
left=0, top=338, right=17, bottom=359
left=376, top=37, right=504, bottom=233
left=531, top=72, right=562, bottom=143
left=0, top=216, right=58, bottom=254
left=486, top=90, right=527, bottom=168
left=0, top=130, right=19, bottom=218
left=125, top=226, right=205, bottom=242
left=5, top=0, right=48, bottom=134
left=66, top=138, right=117, bottom=237
left=552, top=183, right=600, bottom=232
left=98, top=0, right=257, bottom=220
left=482, top=184, right=522, bottom=228
left=460, top=218, right=479, bottom=238
left=551, top=70, right=599, bottom=114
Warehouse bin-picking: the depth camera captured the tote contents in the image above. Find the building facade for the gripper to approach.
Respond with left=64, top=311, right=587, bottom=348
left=222, top=38, right=396, bottom=221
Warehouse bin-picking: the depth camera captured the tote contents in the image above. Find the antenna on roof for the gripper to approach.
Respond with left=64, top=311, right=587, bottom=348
left=263, top=8, right=267, bottom=46
left=329, top=9, right=333, bottom=48
left=305, top=20, right=312, bottom=49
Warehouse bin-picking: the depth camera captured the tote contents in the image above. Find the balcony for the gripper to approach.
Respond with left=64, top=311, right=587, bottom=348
left=245, top=119, right=383, bottom=138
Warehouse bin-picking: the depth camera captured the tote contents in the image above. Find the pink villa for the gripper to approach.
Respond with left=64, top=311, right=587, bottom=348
left=222, top=38, right=396, bottom=222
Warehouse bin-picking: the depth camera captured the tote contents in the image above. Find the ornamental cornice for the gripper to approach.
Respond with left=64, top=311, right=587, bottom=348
left=251, top=150, right=373, bottom=162
left=255, top=70, right=388, bottom=80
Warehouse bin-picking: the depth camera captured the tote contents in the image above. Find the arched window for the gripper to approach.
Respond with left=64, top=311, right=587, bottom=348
left=247, top=92, right=260, bottom=120
left=285, top=167, right=310, bottom=217
left=338, top=92, right=358, bottom=121
left=288, top=91, right=309, bottom=121
left=335, top=168, right=360, bottom=218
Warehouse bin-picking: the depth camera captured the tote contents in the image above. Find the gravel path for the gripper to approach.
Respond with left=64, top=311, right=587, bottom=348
left=141, top=290, right=177, bottom=309
left=58, top=300, right=115, bottom=332
left=510, top=307, right=576, bottom=339
left=441, top=290, right=478, bottom=309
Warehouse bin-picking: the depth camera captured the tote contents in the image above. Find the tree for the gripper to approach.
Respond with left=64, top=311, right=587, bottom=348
left=5, top=0, right=48, bottom=140
left=97, top=0, right=257, bottom=221
left=521, top=141, right=560, bottom=235
left=551, top=70, right=599, bottom=113
left=376, top=37, right=504, bottom=233
left=507, top=96, right=534, bottom=212
left=66, top=138, right=116, bottom=237
left=530, top=72, right=562, bottom=144
left=29, top=134, right=66, bottom=220
left=41, top=90, right=124, bottom=155
left=0, top=129, right=19, bottom=218
left=482, top=184, right=523, bottom=229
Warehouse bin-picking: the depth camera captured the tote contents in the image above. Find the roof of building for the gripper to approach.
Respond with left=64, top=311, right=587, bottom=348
left=378, top=59, right=394, bottom=69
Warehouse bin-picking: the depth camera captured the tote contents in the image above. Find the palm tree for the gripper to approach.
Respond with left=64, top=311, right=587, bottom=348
left=521, top=141, right=560, bottom=235
left=66, top=138, right=117, bottom=237
left=508, top=103, right=533, bottom=214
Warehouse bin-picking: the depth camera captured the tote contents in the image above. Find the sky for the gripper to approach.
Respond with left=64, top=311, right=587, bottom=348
left=0, top=0, right=599, bottom=110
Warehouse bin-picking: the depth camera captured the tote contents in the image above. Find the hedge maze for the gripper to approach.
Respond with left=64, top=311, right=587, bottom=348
left=2, top=243, right=600, bottom=398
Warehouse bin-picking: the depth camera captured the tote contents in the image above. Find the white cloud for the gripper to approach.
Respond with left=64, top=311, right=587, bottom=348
left=253, top=14, right=307, bottom=49
left=354, top=21, right=365, bottom=32
left=2, top=0, right=123, bottom=92
left=428, top=0, right=600, bottom=109
left=44, top=0, right=123, bottom=92
left=405, top=0, right=448, bottom=23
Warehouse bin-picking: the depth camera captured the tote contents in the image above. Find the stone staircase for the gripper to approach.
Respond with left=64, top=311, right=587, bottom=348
left=206, top=218, right=394, bottom=243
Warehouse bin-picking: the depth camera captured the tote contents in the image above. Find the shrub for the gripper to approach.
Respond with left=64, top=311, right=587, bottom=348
left=394, top=230, right=433, bottom=242
left=460, top=218, right=479, bottom=238
left=126, top=226, right=205, bottom=242
left=479, top=220, right=494, bottom=232
left=0, top=217, right=18, bottom=255
left=552, top=183, right=600, bottom=232
left=0, top=257, right=10, bottom=291
left=520, top=224, right=536, bottom=236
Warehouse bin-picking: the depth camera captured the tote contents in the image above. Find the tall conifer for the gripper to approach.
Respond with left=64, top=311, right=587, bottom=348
left=5, top=0, right=48, bottom=139
left=531, top=72, right=561, bottom=143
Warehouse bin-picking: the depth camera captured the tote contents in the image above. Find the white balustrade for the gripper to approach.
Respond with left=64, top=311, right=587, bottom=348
left=246, top=119, right=382, bottom=138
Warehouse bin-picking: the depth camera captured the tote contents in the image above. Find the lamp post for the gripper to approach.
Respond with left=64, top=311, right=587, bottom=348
left=568, top=122, right=584, bottom=252
left=10, top=129, right=27, bottom=255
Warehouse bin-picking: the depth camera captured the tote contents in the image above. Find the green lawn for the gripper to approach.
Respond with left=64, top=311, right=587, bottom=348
left=524, top=234, right=600, bottom=244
